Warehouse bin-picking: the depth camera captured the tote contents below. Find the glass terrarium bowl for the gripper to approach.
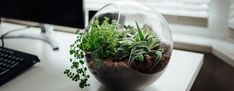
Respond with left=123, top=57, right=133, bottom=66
left=85, top=0, right=173, bottom=90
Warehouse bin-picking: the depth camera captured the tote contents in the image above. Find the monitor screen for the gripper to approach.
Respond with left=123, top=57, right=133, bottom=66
left=0, top=0, right=85, bottom=28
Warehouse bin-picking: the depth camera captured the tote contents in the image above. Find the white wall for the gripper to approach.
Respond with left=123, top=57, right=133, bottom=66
left=170, top=0, right=234, bottom=43
left=227, top=0, right=234, bottom=29
left=209, top=0, right=234, bottom=43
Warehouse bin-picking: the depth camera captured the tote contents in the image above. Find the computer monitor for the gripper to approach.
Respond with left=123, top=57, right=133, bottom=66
left=0, top=0, right=85, bottom=50
left=0, top=0, right=85, bottom=29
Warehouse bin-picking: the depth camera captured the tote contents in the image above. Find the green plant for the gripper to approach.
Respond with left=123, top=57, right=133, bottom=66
left=64, top=30, right=90, bottom=88
left=64, top=17, right=163, bottom=89
left=117, top=22, right=163, bottom=66
left=64, top=17, right=119, bottom=89
left=80, top=17, right=120, bottom=59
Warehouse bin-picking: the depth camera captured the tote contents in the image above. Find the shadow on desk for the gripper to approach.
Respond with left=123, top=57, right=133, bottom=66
left=97, top=86, right=142, bottom=91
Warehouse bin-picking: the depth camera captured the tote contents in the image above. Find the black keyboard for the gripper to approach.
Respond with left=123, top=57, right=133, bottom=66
left=0, top=47, right=40, bottom=86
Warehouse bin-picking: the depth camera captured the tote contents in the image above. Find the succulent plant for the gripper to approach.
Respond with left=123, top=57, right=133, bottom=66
left=116, top=22, right=163, bottom=66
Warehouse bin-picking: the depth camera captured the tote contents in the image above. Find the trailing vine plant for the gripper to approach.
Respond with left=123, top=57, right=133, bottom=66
left=64, top=17, right=119, bottom=89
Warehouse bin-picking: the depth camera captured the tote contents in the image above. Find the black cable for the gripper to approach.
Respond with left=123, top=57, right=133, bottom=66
left=1, top=37, right=4, bottom=47
left=0, top=25, right=38, bottom=47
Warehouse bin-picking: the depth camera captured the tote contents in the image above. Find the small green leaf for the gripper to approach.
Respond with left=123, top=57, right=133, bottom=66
left=136, top=54, right=144, bottom=61
left=69, top=50, right=75, bottom=55
left=128, top=49, right=147, bottom=64
left=129, top=41, right=146, bottom=48
left=135, top=22, right=144, bottom=41
left=147, top=37, right=160, bottom=49
left=154, top=50, right=163, bottom=66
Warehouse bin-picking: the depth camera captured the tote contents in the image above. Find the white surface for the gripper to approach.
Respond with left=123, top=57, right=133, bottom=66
left=173, top=33, right=234, bottom=67
left=0, top=23, right=204, bottom=91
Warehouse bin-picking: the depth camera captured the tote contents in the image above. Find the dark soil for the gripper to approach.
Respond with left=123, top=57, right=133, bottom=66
left=130, top=43, right=171, bottom=73
left=86, top=43, right=171, bottom=89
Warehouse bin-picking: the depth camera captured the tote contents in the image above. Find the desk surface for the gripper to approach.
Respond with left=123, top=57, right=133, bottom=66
left=0, top=23, right=204, bottom=91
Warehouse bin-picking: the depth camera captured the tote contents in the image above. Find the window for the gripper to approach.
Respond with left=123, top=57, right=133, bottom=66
left=228, top=0, right=234, bottom=29
left=85, top=0, right=210, bottom=18
left=85, top=0, right=210, bottom=27
left=135, top=0, right=209, bottom=18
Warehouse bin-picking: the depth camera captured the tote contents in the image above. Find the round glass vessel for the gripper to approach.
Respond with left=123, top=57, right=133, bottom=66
left=85, top=0, right=173, bottom=90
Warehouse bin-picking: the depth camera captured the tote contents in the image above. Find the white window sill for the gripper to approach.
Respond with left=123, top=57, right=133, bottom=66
left=173, top=33, right=234, bottom=67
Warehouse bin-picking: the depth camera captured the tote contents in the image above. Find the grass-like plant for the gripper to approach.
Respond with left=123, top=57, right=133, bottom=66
left=117, top=22, right=163, bottom=66
left=64, top=17, right=163, bottom=88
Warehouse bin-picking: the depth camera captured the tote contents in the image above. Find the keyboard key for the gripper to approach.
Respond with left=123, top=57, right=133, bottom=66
left=8, top=51, right=14, bottom=54
left=0, top=67, right=6, bottom=71
left=6, top=64, right=11, bottom=68
left=10, top=62, right=19, bottom=69
left=6, top=59, right=12, bottom=64
left=19, top=58, right=24, bottom=62
left=10, top=61, right=16, bottom=64
left=8, top=55, right=13, bottom=59
left=12, top=56, right=16, bottom=60
left=3, top=59, right=8, bottom=62
left=0, top=69, right=10, bottom=76
left=15, top=57, right=20, bottom=60
left=0, top=62, right=3, bottom=65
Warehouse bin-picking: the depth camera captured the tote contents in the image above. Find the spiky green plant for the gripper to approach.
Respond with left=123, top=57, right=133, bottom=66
left=117, top=22, right=163, bottom=66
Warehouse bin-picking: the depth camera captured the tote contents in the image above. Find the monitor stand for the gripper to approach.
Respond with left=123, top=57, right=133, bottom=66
left=3, top=24, right=59, bottom=50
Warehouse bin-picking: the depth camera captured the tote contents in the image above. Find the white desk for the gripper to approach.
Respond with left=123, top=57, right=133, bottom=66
left=0, top=22, right=204, bottom=91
